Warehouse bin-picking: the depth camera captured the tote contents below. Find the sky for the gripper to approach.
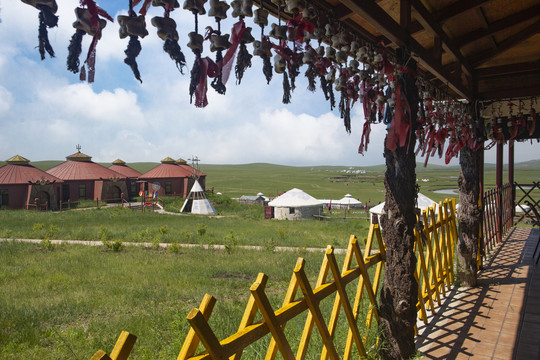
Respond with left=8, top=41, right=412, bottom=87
left=0, top=1, right=538, bottom=167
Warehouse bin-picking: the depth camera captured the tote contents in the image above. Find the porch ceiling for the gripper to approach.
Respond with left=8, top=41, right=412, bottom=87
left=262, top=0, right=540, bottom=101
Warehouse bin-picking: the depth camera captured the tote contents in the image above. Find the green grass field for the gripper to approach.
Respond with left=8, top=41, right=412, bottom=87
left=0, top=160, right=538, bottom=359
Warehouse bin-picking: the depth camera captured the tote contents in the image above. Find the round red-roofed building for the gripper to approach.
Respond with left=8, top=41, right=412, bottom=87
left=109, top=159, right=142, bottom=198
left=46, top=148, right=128, bottom=203
left=0, top=155, right=63, bottom=210
left=138, top=157, right=206, bottom=198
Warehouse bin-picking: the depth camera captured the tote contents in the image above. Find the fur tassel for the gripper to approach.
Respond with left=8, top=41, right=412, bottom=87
left=262, top=55, right=273, bottom=84
left=305, top=64, right=317, bottom=92
left=67, top=29, right=85, bottom=73
left=163, top=38, right=186, bottom=74
left=235, top=43, right=252, bottom=85
left=124, top=35, right=143, bottom=83
left=189, top=57, right=201, bottom=105
left=38, top=9, right=57, bottom=59
left=282, top=71, right=291, bottom=104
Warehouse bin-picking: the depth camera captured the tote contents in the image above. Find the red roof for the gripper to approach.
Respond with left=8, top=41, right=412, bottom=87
left=47, top=160, right=126, bottom=181
left=109, top=164, right=142, bottom=178
left=139, top=163, right=200, bottom=179
left=0, top=164, right=62, bottom=185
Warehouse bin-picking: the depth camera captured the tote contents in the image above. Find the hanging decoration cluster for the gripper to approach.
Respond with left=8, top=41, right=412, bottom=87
left=482, top=98, right=538, bottom=148
left=20, top=0, right=538, bottom=160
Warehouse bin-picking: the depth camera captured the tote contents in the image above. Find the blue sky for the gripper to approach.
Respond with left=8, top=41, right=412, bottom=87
left=0, top=1, right=537, bottom=166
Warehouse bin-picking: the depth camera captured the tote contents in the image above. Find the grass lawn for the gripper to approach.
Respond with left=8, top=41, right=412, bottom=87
left=0, top=241, right=380, bottom=359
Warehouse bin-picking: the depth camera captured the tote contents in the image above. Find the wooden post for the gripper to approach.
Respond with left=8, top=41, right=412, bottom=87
left=379, top=50, right=418, bottom=360
left=508, top=140, right=515, bottom=221
left=496, top=141, right=503, bottom=243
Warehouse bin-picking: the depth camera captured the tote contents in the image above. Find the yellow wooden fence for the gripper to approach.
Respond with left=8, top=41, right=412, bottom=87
left=91, top=198, right=458, bottom=360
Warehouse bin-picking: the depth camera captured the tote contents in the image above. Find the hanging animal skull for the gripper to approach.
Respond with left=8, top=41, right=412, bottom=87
left=208, top=0, right=230, bottom=19
left=231, top=0, right=253, bottom=17
left=274, top=54, right=286, bottom=73
left=254, top=8, right=269, bottom=26
left=269, top=23, right=288, bottom=41
left=187, top=31, right=204, bottom=52
left=118, top=15, right=149, bottom=38
left=151, top=16, right=179, bottom=41
left=210, top=33, right=232, bottom=52
left=183, top=0, right=207, bottom=14
left=73, top=7, right=107, bottom=37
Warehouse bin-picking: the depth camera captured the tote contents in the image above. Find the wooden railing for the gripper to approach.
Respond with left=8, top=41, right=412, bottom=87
left=514, top=182, right=540, bottom=226
left=482, top=183, right=513, bottom=257
left=90, top=199, right=458, bottom=360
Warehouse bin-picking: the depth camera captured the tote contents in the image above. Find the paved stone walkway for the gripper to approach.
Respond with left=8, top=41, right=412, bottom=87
left=416, top=227, right=540, bottom=359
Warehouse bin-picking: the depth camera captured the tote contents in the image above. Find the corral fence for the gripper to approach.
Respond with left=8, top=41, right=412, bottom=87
left=90, top=199, right=458, bottom=360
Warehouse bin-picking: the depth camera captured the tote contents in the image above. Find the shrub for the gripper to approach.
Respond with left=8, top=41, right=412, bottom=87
left=40, top=239, right=56, bottom=251
left=103, top=239, right=124, bottom=252
left=197, top=223, right=207, bottom=237
left=168, top=242, right=181, bottom=254
left=224, top=230, right=238, bottom=254
left=32, top=223, right=45, bottom=232
left=158, top=225, right=169, bottom=235
left=98, top=226, right=111, bottom=241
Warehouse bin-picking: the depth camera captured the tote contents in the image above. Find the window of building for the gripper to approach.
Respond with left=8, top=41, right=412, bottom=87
left=130, top=181, right=136, bottom=195
left=78, top=184, right=86, bottom=199
left=165, top=182, right=172, bottom=195
left=0, top=189, right=8, bottom=208
left=289, top=207, right=295, bottom=214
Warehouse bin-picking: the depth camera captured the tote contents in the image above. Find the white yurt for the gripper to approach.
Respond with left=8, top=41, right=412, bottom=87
left=369, top=193, right=439, bottom=225
left=334, top=194, right=363, bottom=209
left=268, top=188, right=323, bottom=220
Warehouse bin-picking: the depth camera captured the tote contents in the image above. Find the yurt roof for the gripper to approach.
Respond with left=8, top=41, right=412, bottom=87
left=109, top=163, right=142, bottom=178
left=66, top=151, right=92, bottom=162
left=139, top=163, right=194, bottom=179
left=112, top=159, right=126, bottom=165
left=337, top=194, right=362, bottom=205
left=0, top=157, right=62, bottom=184
left=370, top=193, right=438, bottom=215
left=176, top=158, right=188, bottom=165
left=47, top=157, right=126, bottom=181
left=268, top=188, right=322, bottom=207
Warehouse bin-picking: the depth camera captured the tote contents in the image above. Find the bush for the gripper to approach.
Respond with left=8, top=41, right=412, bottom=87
left=168, top=242, right=181, bottom=254
left=224, top=230, right=238, bottom=254
left=197, top=223, right=207, bottom=237
left=103, top=239, right=124, bottom=252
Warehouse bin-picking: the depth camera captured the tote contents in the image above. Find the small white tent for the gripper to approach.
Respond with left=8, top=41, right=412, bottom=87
left=180, top=180, right=217, bottom=215
left=268, top=188, right=322, bottom=220
left=334, top=194, right=362, bottom=209
left=369, top=193, right=439, bottom=224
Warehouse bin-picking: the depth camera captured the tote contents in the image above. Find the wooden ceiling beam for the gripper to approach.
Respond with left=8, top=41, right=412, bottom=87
left=470, top=22, right=540, bottom=67
left=480, top=85, right=540, bottom=100
left=432, top=0, right=491, bottom=23
left=409, top=0, right=473, bottom=76
left=476, top=62, right=540, bottom=77
left=338, top=0, right=472, bottom=99
left=455, top=5, right=540, bottom=48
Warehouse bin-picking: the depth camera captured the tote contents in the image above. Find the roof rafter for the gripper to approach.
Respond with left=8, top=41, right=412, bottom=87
left=409, top=0, right=474, bottom=76
left=455, top=5, right=540, bottom=47
left=470, top=22, right=540, bottom=67
left=430, top=0, right=491, bottom=23
left=337, top=0, right=472, bottom=99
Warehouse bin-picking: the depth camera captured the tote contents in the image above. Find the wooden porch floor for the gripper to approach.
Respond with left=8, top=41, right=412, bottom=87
left=416, top=227, right=540, bottom=359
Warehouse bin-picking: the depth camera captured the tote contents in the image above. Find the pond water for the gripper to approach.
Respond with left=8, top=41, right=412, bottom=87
left=433, top=189, right=459, bottom=195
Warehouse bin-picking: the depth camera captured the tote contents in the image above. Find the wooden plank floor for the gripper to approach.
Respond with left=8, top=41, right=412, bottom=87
left=416, top=227, right=540, bottom=359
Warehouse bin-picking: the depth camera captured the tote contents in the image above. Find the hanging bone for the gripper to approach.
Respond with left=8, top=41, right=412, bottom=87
left=118, top=14, right=148, bottom=83
left=67, top=5, right=110, bottom=82
left=253, top=6, right=272, bottom=84
left=231, top=0, right=253, bottom=17
left=21, top=0, right=59, bottom=60
left=152, top=16, right=186, bottom=73
left=208, top=0, right=230, bottom=94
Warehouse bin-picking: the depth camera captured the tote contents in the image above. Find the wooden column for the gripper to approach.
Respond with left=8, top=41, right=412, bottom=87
left=379, top=50, right=418, bottom=360
left=496, top=141, right=503, bottom=243
left=508, top=140, right=515, bottom=220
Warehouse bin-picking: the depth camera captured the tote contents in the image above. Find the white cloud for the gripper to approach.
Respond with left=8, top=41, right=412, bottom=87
left=0, top=1, right=538, bottom=168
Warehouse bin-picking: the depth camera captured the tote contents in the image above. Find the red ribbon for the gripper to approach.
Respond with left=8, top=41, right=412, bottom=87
left=287, top=13, right=314, bottom=45
left=386, top=84, right=412, bottom=151
left=194, top=57, right=219, bottom=108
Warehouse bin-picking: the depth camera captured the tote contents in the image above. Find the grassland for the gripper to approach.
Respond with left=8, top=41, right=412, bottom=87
left=1, top=160, right=538, bottom=359
left=2, top=241, right=377, bottom=359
